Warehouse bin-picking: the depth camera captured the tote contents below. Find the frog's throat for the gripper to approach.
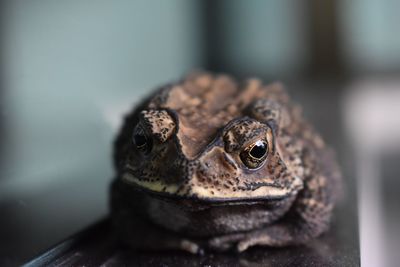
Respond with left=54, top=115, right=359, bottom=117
left=121, top=172, right=303, bottom=201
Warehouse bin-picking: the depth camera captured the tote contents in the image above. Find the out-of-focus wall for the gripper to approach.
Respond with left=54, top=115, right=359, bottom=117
left=204, top=0, right=309, bottom=79
left=340, top=2, right=400, bottom=266
left=0, top=1, right=204, bottom=261
left=1, top=0, right=203, bottom=198
left=340, top=0, right=400, bottom=73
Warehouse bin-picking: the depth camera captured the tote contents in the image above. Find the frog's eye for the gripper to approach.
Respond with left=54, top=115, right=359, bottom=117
left=133, top=126, right=152, bottom=154
left=240, top=140, right=268, bottom=169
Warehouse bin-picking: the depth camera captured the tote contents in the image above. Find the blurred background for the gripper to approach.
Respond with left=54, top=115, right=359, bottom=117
left=0, top=0, right=399, bottom=266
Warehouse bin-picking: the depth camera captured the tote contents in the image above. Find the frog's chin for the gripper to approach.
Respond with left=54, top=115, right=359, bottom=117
left=121, top=172, right=303, bottom=203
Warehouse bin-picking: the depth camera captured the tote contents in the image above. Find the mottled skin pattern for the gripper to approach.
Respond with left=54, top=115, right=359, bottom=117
left=110, top=72, right=342, bottom=253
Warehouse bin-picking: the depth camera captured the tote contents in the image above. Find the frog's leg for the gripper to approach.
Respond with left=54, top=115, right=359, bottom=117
left=110, top=179, right=202, bottom=254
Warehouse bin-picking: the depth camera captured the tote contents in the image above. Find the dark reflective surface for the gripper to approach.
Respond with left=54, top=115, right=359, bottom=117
left=25, top=195, right=359, bottom=267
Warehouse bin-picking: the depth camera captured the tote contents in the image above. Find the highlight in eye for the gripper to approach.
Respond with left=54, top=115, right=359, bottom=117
left=240, top=140, right=268, bottom=169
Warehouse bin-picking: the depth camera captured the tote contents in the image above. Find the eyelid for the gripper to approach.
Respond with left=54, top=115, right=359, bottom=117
left=222, top=118, right=273, bottom=153
left=265, top=127, right=275, bottom=154
left=241, top=135, right=268, bottom=151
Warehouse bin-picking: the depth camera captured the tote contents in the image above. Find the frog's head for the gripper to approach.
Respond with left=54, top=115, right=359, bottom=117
left=116, top=73, right=303, bottom=203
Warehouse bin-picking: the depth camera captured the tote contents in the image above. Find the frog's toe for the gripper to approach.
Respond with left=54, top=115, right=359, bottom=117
left=208, top=233, right=246, bottom=252
left=180, top=239, right=201, bottom=254
left=236, top=241, right=251, bottom=253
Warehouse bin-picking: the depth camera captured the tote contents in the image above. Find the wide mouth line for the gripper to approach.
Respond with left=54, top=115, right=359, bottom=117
left=121, top=172, right=289, bottom=205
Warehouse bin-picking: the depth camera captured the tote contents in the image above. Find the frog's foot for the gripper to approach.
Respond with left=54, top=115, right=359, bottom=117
left=177, top=239, right=203, bottom=254
left=208, top=232, right=248, bottom=252
left=119, top=227, right=204, bottom=254
left=208, top=228, right=288, bottom=253
left=236, top=234, right=274, bottom=252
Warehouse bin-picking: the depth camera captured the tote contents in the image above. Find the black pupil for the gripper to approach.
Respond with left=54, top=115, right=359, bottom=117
left=249, top=141, right=267, bottom=159
left=134, top=134, right=147, bottom=147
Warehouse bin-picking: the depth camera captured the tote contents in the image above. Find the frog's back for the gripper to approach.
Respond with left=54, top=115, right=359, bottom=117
left=144, top=72, right=292, bottom=159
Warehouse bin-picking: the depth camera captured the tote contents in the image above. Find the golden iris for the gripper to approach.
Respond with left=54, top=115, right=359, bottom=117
left=240, top=140, right=268, bottom=169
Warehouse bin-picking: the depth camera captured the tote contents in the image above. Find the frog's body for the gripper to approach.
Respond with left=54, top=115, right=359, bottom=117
left=111, top=73, right=341, bottom=253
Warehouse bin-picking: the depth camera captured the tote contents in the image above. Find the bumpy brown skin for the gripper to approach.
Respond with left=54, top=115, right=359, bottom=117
left=110, top=72, right=342, bottom=253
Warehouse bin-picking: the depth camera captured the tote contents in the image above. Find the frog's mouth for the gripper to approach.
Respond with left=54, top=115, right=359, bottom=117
left=121, top=171, right=302, bottom=204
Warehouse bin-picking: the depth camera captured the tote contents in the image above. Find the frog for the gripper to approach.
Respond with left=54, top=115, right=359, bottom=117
left=110, top=72, right=342, bottom=253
